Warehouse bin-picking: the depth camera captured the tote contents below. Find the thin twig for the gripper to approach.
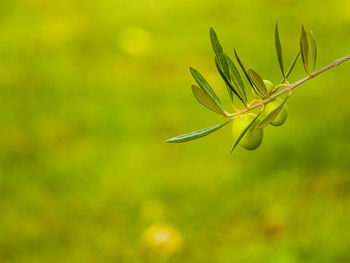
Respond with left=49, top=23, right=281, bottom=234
left=224, top=54, right=350, bottom=118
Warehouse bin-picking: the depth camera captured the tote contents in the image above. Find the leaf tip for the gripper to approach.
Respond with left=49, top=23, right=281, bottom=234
left=189, top=66, right=196, bottom=75
left=209, top=27, right=216, bottom=38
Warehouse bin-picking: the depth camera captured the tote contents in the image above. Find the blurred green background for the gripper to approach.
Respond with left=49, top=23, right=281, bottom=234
left=0, top=0, right=349, bottom=262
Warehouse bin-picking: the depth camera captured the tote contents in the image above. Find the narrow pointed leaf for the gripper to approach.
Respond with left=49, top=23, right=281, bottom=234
left=191, top=85, right=225, bottom=115
left=310, top=31, right=317, bottom=72
left=216, top=54, right=230, bottom=86
left=234, top=49, right=255, bottom=89
left=189, top=67, right=222, bottom=107
left=210, top=28, right=230, bottom=81
left=300, top=25, right=309, bottom=74
left=214, top=58, right=233, bottom=102
left=248, top=69, right=269, bottom=98
left=256, top=96, right=289, bottom=129
left=281, top=51, right=300, bottom=84
left=166, top=120, right=232, bottom=143
left=275, top=23, right=285, bottom=78
left=215, top=56, right=244, bottom=103
left=224, top=53, right=247, bottom=103
left=209, top=28, right=246, bottom=104
left=230, top=112, right=261, bottom=153
left=210, top=27, right=223, bottom=55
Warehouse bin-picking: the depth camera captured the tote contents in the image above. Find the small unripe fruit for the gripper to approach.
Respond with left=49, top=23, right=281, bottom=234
left=232, top=113, right=263, bottom=150
left=263, top=98, right=288, bottom=126
left=263, top=79, right=274, bottom=93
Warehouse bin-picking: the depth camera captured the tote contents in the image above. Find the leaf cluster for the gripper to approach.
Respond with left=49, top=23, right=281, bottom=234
left=300, top=25, right=317, bottom=74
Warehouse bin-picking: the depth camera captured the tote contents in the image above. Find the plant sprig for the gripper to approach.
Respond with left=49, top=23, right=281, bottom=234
left=166, top=24, right=350, bottom=152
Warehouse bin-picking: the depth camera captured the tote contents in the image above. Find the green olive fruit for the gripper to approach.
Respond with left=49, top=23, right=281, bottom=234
left=232, top=113, right=263, bottom=150
left=263, top=98, right=288, bottom=126
left=263, top=79, right=274, bottom=93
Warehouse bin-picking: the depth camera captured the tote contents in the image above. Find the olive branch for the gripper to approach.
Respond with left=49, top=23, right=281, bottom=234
left=166, top=24, right=350, bottom=152
left=224, top=54, right=350, bottom=118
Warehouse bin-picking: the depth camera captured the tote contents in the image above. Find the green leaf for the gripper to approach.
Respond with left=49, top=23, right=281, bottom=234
left=234, top=49, right=255, bottom=90
left=214, top=58, right=233, bottom=102
left=210, top=27, right=223, bottom=56
left=281, top=51, right=300, bottom=84
left=300, top=25, right=309, bottom=74
left=210, top=27, right=230, bottom=81
left=216, top=53, right=230, bottom=80
left=230, top=112, right=261, bottom=153
left=275, top=23, right=285, bottom=79
left=224, top=53, right=247, bottom=104
left=216, top=53, right=231, bottom=100
left=310, top=31, right=317, bottom=72
left=166, top=120, right=232, bottom=143
left=256, top=96, right=289, bottom=129
left=215, top=56, right=244, bottom=103
left=247, top=69, right=269, bottom=98
left=189, top=67, right=222, bottom=107
left=210, top=27, right=243, bottom=103
left=191, top=85, right=225, bottom=115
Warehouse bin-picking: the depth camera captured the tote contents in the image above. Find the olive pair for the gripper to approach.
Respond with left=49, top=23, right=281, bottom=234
left=232, top=80, right=288, bottom=150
